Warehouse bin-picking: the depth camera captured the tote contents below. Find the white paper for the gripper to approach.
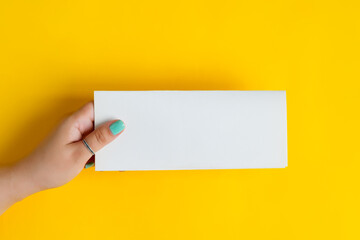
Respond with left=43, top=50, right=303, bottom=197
left=94, top=91, right=287, bottom=171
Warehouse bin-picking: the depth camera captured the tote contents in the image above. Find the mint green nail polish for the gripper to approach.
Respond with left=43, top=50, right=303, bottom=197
left=109, top=120, right=125, bottom=135
left=85, top=162, right=95, bottom=169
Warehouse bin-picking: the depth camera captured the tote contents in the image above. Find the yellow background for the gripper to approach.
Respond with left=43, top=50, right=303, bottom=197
left=0, top=0, right=359, bottom=239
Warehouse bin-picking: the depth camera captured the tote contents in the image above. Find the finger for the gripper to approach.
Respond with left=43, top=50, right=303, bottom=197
left=84, top=162, right=95, bottom=169
left=69, top=102, right=94, bottom=135
left=85, top=156, right=95, bottom=169
left=85, top=120, right=125, bottom=152
left=62, top=102, right=94, bottom=143
left=73, top=119, right=125, bottom=163
left=71, top=102, right=94, bottom=123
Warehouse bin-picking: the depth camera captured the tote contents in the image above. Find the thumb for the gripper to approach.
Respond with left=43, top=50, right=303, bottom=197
left=74, top=119, right=125, bottom=163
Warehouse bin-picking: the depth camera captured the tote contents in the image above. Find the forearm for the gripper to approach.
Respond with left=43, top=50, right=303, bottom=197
left=0, top=163, right=40, bottom=215
left=0, top=167, right=14, bottom=214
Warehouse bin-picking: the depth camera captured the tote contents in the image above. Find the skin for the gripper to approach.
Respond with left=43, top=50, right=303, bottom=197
left=0, top=102, right=124, bottom=215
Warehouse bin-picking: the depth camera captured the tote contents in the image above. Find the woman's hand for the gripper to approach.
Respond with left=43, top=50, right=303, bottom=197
left=0, top=102, right=125, bottom=214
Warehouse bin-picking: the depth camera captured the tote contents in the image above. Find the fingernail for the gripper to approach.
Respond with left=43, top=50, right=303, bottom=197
left=85, top=162, right=95, bottom=169
left=109, top=120, right=125, bottom=135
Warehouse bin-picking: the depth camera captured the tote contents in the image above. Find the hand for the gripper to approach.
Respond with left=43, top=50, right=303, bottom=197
left=0, top=102, right=125, bottom=214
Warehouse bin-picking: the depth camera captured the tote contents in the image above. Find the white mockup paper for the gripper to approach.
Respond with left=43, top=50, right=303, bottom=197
left=94, top=91, right=287, bottom=171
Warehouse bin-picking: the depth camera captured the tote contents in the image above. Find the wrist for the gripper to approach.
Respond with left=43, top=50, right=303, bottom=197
left=8, top=161, right=41, bottom=203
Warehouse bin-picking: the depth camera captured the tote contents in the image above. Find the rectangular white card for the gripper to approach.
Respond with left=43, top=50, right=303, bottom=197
left=94, top=91, right=287, bottom=171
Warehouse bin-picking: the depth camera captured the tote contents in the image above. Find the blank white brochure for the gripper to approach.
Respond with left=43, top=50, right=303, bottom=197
left=94, top=91, right=287, bottom=171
